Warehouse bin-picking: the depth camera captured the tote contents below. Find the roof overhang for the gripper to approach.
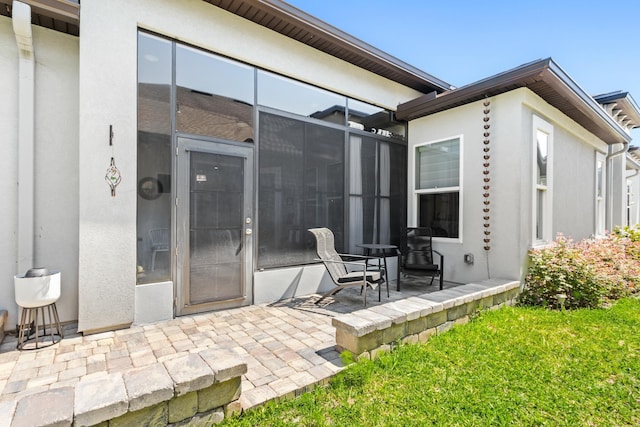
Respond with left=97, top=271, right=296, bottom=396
left=0, top=0, right=79, bottom=35
left=202, top=0, right=452, bottom=94
left=396, top=58, right=632, bottom=145
left=0, top=0, right=453, bottom=94
left=593, top=91, right=640, bottom=132
left=628, top=146, right=640, bottom=170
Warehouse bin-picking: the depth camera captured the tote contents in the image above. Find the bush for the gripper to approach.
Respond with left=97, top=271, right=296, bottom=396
left=520, top=233, right=639, bottom=309
left=613, top=224, right=640, bottom=262
left=613, top=224, right=640, bottom=242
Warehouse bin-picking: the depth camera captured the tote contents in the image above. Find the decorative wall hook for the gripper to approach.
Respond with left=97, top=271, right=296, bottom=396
left=105, top=125, right=121, bottom=197
left=105, top=157, right=122, bottom=197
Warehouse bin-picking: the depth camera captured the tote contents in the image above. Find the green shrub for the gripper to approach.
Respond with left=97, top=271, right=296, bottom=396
left=520, top=233, right=639, bottom=309
left=613, top=224, right=640, bottom=242
left=614, top=224, right=640, bottom=262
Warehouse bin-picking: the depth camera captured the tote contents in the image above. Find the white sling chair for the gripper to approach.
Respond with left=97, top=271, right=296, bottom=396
left=308, top=227, right=385, bottom=307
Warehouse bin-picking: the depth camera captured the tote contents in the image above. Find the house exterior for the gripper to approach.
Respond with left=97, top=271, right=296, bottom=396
left=396, top=60, right=640, bottom=284
left=1, top=0, right=638, bottom=335
left=594, top=92, right=640, bottom=227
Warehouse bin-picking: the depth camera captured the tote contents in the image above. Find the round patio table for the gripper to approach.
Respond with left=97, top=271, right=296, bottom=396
left=356, top=243, right=400, bottom=292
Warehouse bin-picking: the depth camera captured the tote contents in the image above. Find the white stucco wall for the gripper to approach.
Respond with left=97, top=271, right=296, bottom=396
left=407, top=88, right=610, bottom=285
left=0, top=17, right=20, bottom=330
left=626, top=167, right=640, bottom=227
left=552, top=126, right=599, bottom=238
left=408, top=90, right=529, bottom=284
left=77, top=0, right=425, bottom=332
left=1, top=17, right=79, bottom=330
left=519, top=91, right=610, bottom=240
left=33, top=25, right=80, bottom=327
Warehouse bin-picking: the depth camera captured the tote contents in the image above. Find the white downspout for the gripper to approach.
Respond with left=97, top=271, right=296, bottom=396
left=606, top=141, right=629, bottom=231
left=12, top=1, right=35, bottom=274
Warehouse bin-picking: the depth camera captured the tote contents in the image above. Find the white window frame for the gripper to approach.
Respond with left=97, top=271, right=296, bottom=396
left=532, top=115, right=553, bottom=245
left=595, top=152, right=606, bottom=235
left=412, top=135, right=464, bottom=242
left=626, top=177, right=636, bottom=227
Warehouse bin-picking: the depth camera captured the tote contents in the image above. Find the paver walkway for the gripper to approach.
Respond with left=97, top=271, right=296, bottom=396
left=0, top=278, right=468, bottom=424
left=0, top=304, right=342, bottom=414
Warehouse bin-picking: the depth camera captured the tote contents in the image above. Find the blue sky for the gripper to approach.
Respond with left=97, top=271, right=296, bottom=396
left=286, top=0, right=640, bottom=141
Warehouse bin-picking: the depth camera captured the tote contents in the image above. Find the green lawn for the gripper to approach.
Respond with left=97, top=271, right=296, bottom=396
left=221, top=298, right=640, bottom=426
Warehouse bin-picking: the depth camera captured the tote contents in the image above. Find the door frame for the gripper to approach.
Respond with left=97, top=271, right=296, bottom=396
left=175, top=136, right=254, bottom=316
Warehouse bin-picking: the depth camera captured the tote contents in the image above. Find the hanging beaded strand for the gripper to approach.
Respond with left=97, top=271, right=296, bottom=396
left=482, top=98, right=491, bottom=251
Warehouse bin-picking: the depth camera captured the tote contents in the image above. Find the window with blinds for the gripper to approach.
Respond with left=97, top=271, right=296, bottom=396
left=415, top=137, right=461, bottom=239
left=416, top=138, right=460, bottom=190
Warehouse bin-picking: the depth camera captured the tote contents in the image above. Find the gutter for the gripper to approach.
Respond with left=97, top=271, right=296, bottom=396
left=546, top=60, right=631, bottom=144
left=396, top=58, right=632, bottom=146
left=12, top=1, right=35, bottom=273
left=256, top=0, right=453, bottom=92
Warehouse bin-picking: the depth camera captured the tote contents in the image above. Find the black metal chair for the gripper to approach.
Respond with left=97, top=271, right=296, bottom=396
left=400, top=227, right=444, bottom=290
left=308, top=227, right=385, bottom=307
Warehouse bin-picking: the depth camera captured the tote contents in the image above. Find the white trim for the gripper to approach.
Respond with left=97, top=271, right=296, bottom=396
left=626, top=179, right=633, bottom=227
left=412, top=135, right=464, bottom=242
left=415, top=186, right=460, bottom=194
left=532, top=115, right=553, bottom=245
left=595, top=152, right=606, bottom=235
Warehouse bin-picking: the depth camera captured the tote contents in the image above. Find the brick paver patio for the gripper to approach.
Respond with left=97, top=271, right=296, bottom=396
left=0, top=278, right=474, bottom=424
left=0, top=303, right=345, bottom=416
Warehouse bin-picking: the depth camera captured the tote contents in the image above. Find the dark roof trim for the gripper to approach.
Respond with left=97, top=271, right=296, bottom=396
left=24, top=0, right=78, bottom=23
left=204, top=0, right=452, bottom=94
left=0, top=0, right=79, bottom=35
left=396, top=58, right=632, bottom=145
left=2, top=0, right=452, bottom=94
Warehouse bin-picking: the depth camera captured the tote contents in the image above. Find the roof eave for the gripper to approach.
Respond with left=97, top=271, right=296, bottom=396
left=397, top=58, right=631, bottom=145
left=0, top=0, right=79, bottom=34
left=626, top=154, right=640, bottom=170
left=594, top=91, right=640, bottom=130
left=205, top=0, right=452, bottom=93
left=397, top=59, right=552, bottom=120
left=24, top=0, right=79, bottom=24
left=253, top=0, right=453, bottom=92
left=544, top=60, right=631, bottom=143
left=2, top=0, right=452, bottom=94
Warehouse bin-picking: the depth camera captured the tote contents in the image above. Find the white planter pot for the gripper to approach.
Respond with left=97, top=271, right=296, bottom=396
left=14, top=271, right=61, bottom=308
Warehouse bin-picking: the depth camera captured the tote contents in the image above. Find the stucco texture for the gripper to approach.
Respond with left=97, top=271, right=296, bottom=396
left=407, top=88, right=610, bottom=285
left=77, top=0, right=426, bottom=331
left=1, top=17, right=79, bottom=330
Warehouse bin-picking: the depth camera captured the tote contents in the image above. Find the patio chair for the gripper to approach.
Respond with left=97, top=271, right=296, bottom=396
left=149, top=228, right=169, bottom=271
left=400, top=227, right=444, bottom=290
left=308, top=227, right=385, bottom=307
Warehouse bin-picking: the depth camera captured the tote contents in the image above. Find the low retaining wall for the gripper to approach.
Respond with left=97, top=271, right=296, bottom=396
left=7, top=349, right=247, bottom=426
left=332, top=279, right=521, bottom=359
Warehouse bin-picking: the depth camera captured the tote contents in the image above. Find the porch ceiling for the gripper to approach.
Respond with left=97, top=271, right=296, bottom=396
left=396, top=58, right=632, bottom=146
